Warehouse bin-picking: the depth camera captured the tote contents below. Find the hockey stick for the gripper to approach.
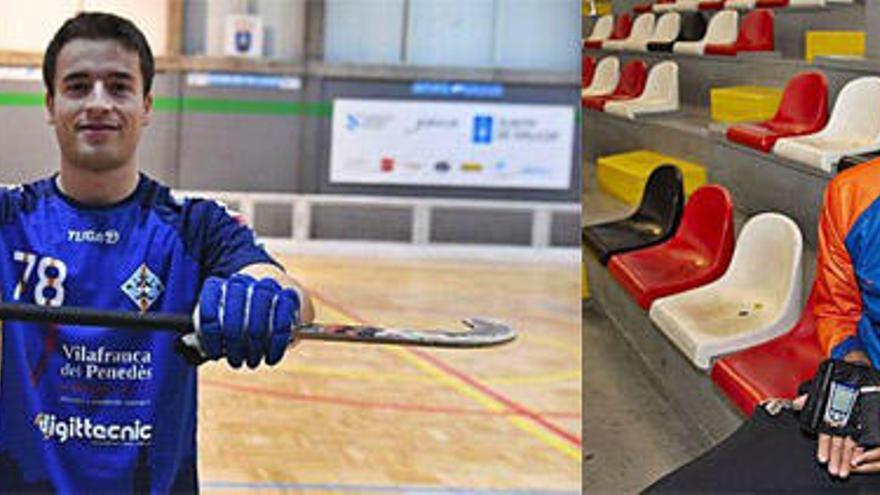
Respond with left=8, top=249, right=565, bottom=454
left=0, top=302, right=516, bottom=354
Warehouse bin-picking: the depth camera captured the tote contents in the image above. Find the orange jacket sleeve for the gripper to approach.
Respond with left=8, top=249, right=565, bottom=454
left=814, top=174, right=868, bottom=358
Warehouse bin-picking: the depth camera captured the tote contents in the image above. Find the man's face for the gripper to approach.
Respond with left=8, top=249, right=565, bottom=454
left=46, top=39, right=152, bottom=172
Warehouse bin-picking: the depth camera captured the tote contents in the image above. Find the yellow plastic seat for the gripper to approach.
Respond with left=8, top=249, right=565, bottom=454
left=596, top=150, right=707, bottom=205
left=710, top=85, right=783, bottom=123
left=805, top=31, right=865, bottom=63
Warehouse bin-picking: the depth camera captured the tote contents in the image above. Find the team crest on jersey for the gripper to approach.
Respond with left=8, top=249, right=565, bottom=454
left=121, top=264, right=164, bottom=312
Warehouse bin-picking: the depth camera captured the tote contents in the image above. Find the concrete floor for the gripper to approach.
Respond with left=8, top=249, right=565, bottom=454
left=582, top=300, right=710, bottom=494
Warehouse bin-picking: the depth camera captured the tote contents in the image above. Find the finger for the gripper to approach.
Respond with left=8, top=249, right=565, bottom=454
left=852, top=461, right=880, bottom=474
left=265, top=288, right=299, bottom=366
left=829, top=436, right=844, bottom=475
left=197, top=277, right=224, bottom=359
left=818, top=434, right=831, bottom=463
left=793, top=394, right=807, bottom=410
left=839, top=437, right=857, bottom=478
left=244, top=278, right=279, bottom=369
left=222, top=275, right=250, bottom=368
left=853, top=446, right=865, bottom=467
left=854, top=447, right=880, bottom=466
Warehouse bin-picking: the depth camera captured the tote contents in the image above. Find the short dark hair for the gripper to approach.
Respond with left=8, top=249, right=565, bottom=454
left=43, top=12, right=154, bottom=97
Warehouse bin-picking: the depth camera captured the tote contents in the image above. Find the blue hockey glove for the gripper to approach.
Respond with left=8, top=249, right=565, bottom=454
left=195, top=274, right=301, bottom=368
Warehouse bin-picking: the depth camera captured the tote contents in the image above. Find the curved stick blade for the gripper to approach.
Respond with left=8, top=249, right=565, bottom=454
left=298, top=317, right=516, bottom=348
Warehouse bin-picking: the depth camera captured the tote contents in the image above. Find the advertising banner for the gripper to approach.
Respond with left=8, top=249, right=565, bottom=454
left=330, top=99, right=575, bottom=190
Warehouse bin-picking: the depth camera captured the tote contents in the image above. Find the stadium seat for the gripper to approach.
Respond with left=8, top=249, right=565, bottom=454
left=584, top=14, right=614, bottom=49
left=582, top=60, right=649, bottom=111
left=648, top=11, right=706, bottom=52
left=773, top=77, right=880, bottom=173
left=634, top=2, right=654, bottom=13
left=805, top=31, right=866, bottom=63
left=582, top=56, right=596, bottom=88
left=837, top=150, right=880, bottom=173
left=599, top=12, right=635, bottom=49
left=705, top=9, right=774, bottom=56
left=583, top=165, right=684, bottom=265
left=655, top=0, right=702, bottom=12
left=608, top=185, right=735, bottom=310
left=604, top=13, right=656, bottom=51
left=649, top=212, right=803, bottom=370
left=724, top=0, right=757, bottom=8
left=674, top=10, right=738, bottom=55
left=605, top=61, right=679, bottom=118
left=788, top=0, right=826, bottom=6
left=698, top=1, right=725, bottom=10
left=711, top=287, right=823, bottom=415
left=639, top=13, right=681, bottom=52
left=726, top=72, right=828, bottom=152
left=725, top=0, right=811, bottom=7
left=582, top=56, right=620, bottom=98
left=596, top=150, right=706, bottom=204
left=711, top=85, right=783, bottom=123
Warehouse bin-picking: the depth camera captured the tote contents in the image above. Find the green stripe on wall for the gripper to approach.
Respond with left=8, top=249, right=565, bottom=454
left=0, top=92, right=44, bottom=107
left=173, top=97, right=331, bottom=117
left=0, top=92, right=333, bottom=117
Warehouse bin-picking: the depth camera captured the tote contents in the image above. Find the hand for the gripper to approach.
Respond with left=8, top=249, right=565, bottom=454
left=792, top=394, right=859, bottom=478
left=818, top=433, right=860, bottom=478
left=844, top=350, right=872, bottom=366
left=196, top=274, right=301, bottom=368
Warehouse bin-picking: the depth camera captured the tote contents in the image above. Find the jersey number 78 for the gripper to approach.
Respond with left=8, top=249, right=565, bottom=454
left=13, top=251, right=67, bottom=307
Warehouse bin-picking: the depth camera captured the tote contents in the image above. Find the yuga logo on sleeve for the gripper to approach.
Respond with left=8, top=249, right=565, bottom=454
left=33, top=412, right=152, bottom=445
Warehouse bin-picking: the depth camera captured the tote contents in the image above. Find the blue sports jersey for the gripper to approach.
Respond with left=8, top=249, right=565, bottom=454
left=0, top=174, right=277, bottom=493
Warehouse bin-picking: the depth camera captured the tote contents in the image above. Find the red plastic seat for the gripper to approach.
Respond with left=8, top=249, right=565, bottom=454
left=757, top=0, right=789, bottom=7
left=726, top=71, right=828, bottom=152
left=582, top=59, right=648, bottom=111
left=584, top=13, right=634, bottom=50
left=634, top=2, right=654, bottom=13
left=608, top=185, right=735, bottom=310
left=711, top=287, right=824, bottom=415
left=698, top=1, right=725, bottom=10
left=583, top=56, right=596, bottom=88
left=604, top=12, right=634, bottom=47
left=705, top=9, right=774, bottom=56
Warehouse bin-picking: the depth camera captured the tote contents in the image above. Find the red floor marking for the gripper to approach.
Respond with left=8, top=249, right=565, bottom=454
left=200, top=378, right=580, bottom=419
left=306, top=287, right=582, bottom=446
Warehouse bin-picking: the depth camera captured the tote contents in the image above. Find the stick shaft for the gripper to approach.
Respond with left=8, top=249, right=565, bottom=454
left=0, top=302, right=192, bottom=332
left=0, top=302, right=516, bottom=348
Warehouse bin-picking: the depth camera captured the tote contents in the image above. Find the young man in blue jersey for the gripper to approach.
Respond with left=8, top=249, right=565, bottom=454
left=0, top=12, right=314, bottom=492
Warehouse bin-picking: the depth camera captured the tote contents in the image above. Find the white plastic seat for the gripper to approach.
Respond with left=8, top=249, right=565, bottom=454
left=605, top=61, right=679, bottom=118
left=655, top=0, right=701, bottom=12
left=649, top=212, right=803, bottom=370
left=604, top=13, right=656, bottom=51
left=788, top=0, right=827, bottom=6
left=673, top=0, right=703, bottom=10
left=723, top=0, right=755, bottom=9
left=674, top=10, right=738, bottom=55
left=773, top=77, right=880, bottom=173
left=638, top=13, right=681, bottom=51
left=654, top=1, right=678, bottom=12
left=585, top=14, right=614, bottom=44
left=582, top=56, right=620, bottom=97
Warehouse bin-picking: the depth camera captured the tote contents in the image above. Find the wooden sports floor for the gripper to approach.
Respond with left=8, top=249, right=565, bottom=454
left=197, top=254, right=582, bottom=494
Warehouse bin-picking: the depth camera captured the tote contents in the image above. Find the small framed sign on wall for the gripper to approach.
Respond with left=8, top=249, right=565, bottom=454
left=224, top=14, right=263, bottom=58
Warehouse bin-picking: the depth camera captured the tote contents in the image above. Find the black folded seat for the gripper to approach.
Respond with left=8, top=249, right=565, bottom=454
left=837, top=150, right=880, bottom=173
left=583, top=164, right=685, bottom=265
left=647, top=12, right=707, bottom=52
